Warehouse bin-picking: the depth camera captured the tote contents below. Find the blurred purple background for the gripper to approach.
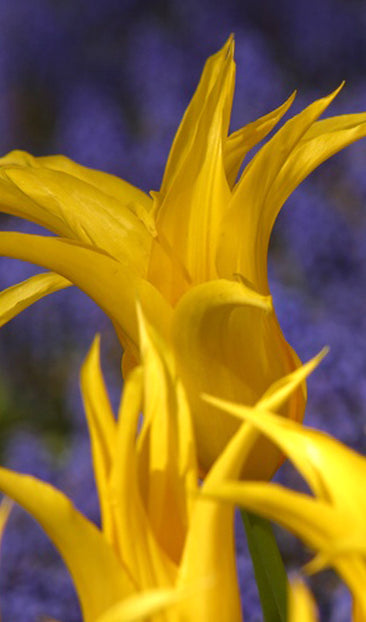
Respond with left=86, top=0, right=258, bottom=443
left=0, top=0, right=365, bottom=619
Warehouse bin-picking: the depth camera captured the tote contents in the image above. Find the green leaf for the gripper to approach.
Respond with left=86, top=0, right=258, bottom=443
left=241, top=510, right=288, bottom=622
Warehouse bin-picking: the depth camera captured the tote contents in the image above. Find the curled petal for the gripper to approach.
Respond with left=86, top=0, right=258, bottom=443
left=172, top=278, right=305, bottom=476
left=224, top=90, right=296, bottom=188
left=0, top=151, right=152, bottom=274
left=205, top=397, right=366, bottom=519
left=0, top=232, right=171, bottom=360
left=217, top=85, right=346, bottom=292
left=0, top=150, right=152, bottom=212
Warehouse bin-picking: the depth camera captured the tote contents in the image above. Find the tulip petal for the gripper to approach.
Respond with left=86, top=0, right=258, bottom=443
left=111, top=366, right=176, bottom=590
left=136, top=307, right=197, bottom=563
left=217, top=85, right=344, bottom=292
left=0, top=159, right=151, bottom=275
left=172, top=278, right=305, bottom=475
left=256, top=347, right=328, bottom=412
left=206, top=481, right=338, bottom=556
left=203, top=393, right=366, bottom=619
left=0, top=271, right=71, bottom=328
left=0, top=232, right=171, bottom=359
left=207, top=400, right=366, bottom=518
left=0, top=496, right=12, bottom=549
left=80, top=335, right=117, bottom=543
left=224, top=91, right=296, bottom=188
left=96, top=588, right=186, bottom=622
left=149, top=38, right=234, bottom=300
left=157, top=36, right=234, bottom=205
left=177, top=374, right=270, bottom=622
left=0, top=150, right=152, bottom=213
left=174, top=330, right=322, bottom=621
left=177, top=490, right=242, bottom=622
left=288, top=578, right=318, bottom=622
left=207, top=479, right=366, bottom=619
left=0, top=467, right=133, bottom=622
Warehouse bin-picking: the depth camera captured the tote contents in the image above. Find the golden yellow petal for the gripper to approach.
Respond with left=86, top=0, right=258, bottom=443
left=95, top=588, right=185, bottom=622
left=208, top=400, right=366, bottom=521
left=208, top=481, right=366, bottom=619
left=335, top=557, right=366, bottom=622
left=177, top=490, right=242, bottom=622
left=256, top=347, right=328, bottom=411
left=111, top=366, right=176, bottom=590
left=0, top=497, right=12, bottom=550
left=206, top=480, right=338, bottom=553
left=172, top=279, right=305, bottom=476
left=217, top=85, right=344, bottom=293
left=156, top=36, right=235, bottom=206
left=288, top=578, right=319, bottom=622
left=176, top=376, right=260, bottom=622
left=224, top=91, right=296, bottom=188
left=136, top=307, right=197, bottom=563
left=0, top=467, right=133, bottom=622
left=203, top=391, right=366, bottom=618
left=0, top=232, right=142, bottom=356
left=149, top=38, right=235, bottom=301
left=0, top=271, right=70, bottom=328
left=260, top=111, right=366, bottom=257
left=81, top=335, right=117, bottom=544
left=0, top=161, right=151, bottom=275
left=0, top=149, right=152, bottom=211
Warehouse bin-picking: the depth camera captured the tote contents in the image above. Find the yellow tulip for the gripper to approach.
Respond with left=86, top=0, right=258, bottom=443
left=203, top=362, right=366, bottom=621
left=0, top=309, right=252, bottom=622
left=1, top=37, right=366, bottom=475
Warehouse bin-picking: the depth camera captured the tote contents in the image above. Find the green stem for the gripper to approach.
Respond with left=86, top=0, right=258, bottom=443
left=241, top=510, right=288, bottom=622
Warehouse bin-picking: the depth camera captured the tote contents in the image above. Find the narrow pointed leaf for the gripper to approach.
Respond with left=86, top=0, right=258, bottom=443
left=241, top=511, right=287, bottom=622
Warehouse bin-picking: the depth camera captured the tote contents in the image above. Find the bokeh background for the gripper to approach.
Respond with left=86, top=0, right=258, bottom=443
left=0, top=0, right=365, bottom=619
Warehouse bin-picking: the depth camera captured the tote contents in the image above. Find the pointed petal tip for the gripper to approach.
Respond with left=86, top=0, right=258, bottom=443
left=327, top=81, right=345, bottom=104
left=318, top=345, right=330, bottom=360
left=201, top=346, right=327, bottom=420
left=83, top=333, right=102, bottom=368
left=288, top=89, right=297, bottom=105
left=221, top=33, right=235, bottom=59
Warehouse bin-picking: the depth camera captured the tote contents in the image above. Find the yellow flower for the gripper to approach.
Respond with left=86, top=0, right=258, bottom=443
left=0, top=38, right=366, bottom=475
left=203, top=363, right=366, bottom=621
left=0, top=309, right=250, bottom=622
